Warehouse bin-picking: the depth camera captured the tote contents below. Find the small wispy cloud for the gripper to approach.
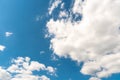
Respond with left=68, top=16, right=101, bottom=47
left=48, top=0, right=62, bottom=15
left=0, top=45, right=5, bottom=51
left=36, top=15, right=42, bottom=21
left=5, top=32, right=13, bottom=37
left=40, top=51, right=45, bottom=54
left=51, top=54, right=59, bottom=61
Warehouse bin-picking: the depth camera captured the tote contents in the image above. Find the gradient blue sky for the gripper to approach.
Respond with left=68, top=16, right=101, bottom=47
left=0, top=0, right=120, bottom=80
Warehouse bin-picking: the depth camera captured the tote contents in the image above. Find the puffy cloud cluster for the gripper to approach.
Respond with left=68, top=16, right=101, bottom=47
left=0, top=57, right=56, bottom=80
left=47, top=0, right=120, bottom=80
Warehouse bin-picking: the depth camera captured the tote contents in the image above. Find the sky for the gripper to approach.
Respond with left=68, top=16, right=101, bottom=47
left=0, top=0, right=120, bottom=80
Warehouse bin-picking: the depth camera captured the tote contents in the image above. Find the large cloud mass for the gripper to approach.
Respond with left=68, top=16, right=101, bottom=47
left=47, top=0, right=120, bottom=80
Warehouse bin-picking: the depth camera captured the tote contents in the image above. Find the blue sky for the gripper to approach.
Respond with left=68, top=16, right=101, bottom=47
left=0, top=0, right=120, bottom=80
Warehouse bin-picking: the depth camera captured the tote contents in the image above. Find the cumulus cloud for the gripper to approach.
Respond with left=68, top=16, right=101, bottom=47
left=0, top=67, right=11, bottom=80
left=0, top=57, right=56, bottom=80
left=0, top=45, right=5, bottom=51
left=46, top=0, right=120, bottom=80
left=5, top=32, right=13, bottom=37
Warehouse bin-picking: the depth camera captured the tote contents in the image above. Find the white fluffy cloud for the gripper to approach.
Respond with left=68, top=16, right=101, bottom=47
left=89, top=77, right=101, bottom=80
left=47, top=0, right=120, bottom=80
left=0, top=67, right=11, bottom=80
left=0, top=45, right=5, bottom=51
left=5, top=32, right=13, bottom=37
left=0, top=57, right=56, bottom=80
